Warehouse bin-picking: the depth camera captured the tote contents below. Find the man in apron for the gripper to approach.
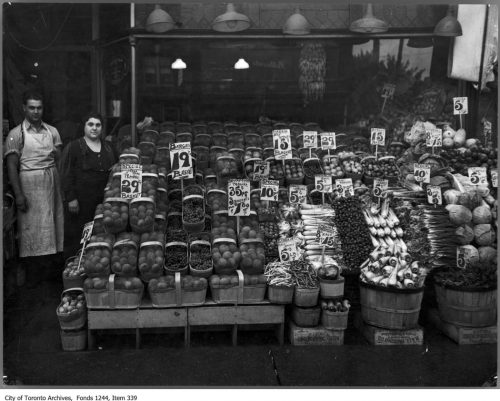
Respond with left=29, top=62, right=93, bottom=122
left=4, top=91, right=64, bottom=288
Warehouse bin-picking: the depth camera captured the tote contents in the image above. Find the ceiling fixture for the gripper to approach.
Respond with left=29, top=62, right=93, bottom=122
left=407, top=37, right=434, bottom=48
left=234, top=58, right=249, bottom=70
left=146, top=4, right=175, bottom=33
left=212, top=3, right=250, bottom=32
left=349, top=3, right=388, bottom=33
left=283, top=8, right=310, bottom=35
left=434, top=5, right=462, bottom=37
left=171, top=58, right=187, bottom=70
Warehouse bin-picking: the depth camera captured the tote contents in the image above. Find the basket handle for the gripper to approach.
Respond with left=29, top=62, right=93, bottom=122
left=175, top=272, right=182, bottom=306
left=61, top=287, right=84, bottom=298
left=109, top=274, right=116, bottom=309
left=236, top=270, right=244, bottom=305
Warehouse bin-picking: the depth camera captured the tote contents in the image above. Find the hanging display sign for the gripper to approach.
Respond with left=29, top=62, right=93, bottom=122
left=169, top=142, right=193, bottom=180
left=260, top=179, right=279, bottom=202
left=373, top=178, right=389, bottom=198
left=335, top=178, right=354, bottom=197
left=426, top=128, right=443, bottom=147
left=303, top=131, right=318, bottom=148
left=468, top=167, right=487, bottom=185
left=381, top=83, right=396, bottom=99
left=315, top=224, right=335, bottom=247
left=253, top=160, right=270, bottom=181
left=413, top=164, right=431, bottom=184
left=370, top=128, right=386, bottom=146
left=227, top=179, right=251, bottom=216
left=289, top=185, right=308, bottom=205
left=121, top=164, right=142, bottom=198
left=278, top=238, right=299, bottom=262
left=320, top=132, right=336, bottom=150
left=80, top=221, right=94, bottom=244
left=426, top=185, right=442, bottom=205
left=273, top=129, right=292, bottom=160
left=315, top=175, right=333, bottom=193
left=453, top=97, right=469, bottom=115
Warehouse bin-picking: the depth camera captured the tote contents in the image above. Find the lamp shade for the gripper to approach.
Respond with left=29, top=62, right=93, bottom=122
left=234, top=58, right=249, bottom=69
left=171, top=58, right=187, bottom=70
left=212, top=3, right=250, bottom=32
left=350, top=3, right=388, bottom=33
left=146, top=4, right=175, bottom=33
left=434, top=6, right=462, bottom=37
left=283, top=8, right=310, bottom=35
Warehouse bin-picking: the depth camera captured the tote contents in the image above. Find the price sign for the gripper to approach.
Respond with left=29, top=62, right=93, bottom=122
left=491, top=170, right=498, bottom=188
left=289, top=185, right=308, bottom=205
left=169, top=142, right=193, bottom=180
left=468, top=167, right=487, bottom=185
left=228, top=179, right=251, bottom=216
left=483, top=119, right=492, bottom=136
left=315, top=175, right=333, bottom=193
left=278, top=238, right=299, bottom=262
left=414, top=164, right=431, bottom=184
left=453, top=97, right=469, bottom=115
left=335, top=178, right=354, bottom=197
left=373, top=178, right=389, bottom=198
left=370, top=128, right=386, bottom=146
left=315, top=224, right=336, bottom=247
left=381, top=83, right=396, bottom=99
left=253, top=160, right=269, bottom=181
left=273, top=129, right=292, bottom=160
left=456, top=246, right=470, bottom=269
left=80, top=221, right=94, bottom=244
left=121, top=164, right=142, bottom=198
left=426, top=185, right=442, bottom=205
left=303, top=131, right=318, bottom=148
left=320, top=132, right=336, bottom=150
left=426, top=128, right=443, bottom=147
left=260, top=179, right=279, bottom=202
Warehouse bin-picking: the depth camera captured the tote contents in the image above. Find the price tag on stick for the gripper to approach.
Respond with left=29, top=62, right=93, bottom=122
left=289, top=185, right=308, bottom=205
left=253, top=160, right=269, bottom=181
left=121, top=164, right=142, bottom=198
left=456, top=246, right=470, bottom=270
left=335, top=178, right=354, bottom=197
left=468, top=167, right=487, bottom=186
left=80, top=221, right=94, bottom=245
left=320, top=132, right=336, bottom=152
left=453, top=97, right=468, bottom=129
left=370, top=128, right=385, bottom=159
left=278, top=238, right=299, bottom=262
left=315, top=224, right=335, bottom=248
left=373, top=178, right=389, bottom=198
left=303, top=131, right=318, bottom=148
left=315, top=175, right=333, bottom=193
left=426, top=128, right=443, bottom=153
left=273, top=129, right=292, bottom=160
left=228, top=179, right=251, bottom=216
left=414, top=164, right=431, bottom=184
left=260, top=179, right=279, bottom=202
left=426, top=185, right=442, bottom=206
left=170, top=142, right=194, bottom=180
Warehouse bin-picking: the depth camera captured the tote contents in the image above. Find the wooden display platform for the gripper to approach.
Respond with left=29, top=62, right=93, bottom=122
left=288, top=322, right=344, bottom=346
left=87, top=299, right=285, bottom=349
left=354, top=313, right=424, bottom=345
left=427, top=308, right=497, bottom=345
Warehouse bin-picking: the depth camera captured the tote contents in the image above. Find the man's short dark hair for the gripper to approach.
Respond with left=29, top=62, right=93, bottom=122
left=23, top=91, right=44, bottom=105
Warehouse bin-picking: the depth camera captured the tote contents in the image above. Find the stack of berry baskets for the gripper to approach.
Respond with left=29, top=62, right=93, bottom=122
left=339, top=152, right=364, bottom=182
left=141, top=172, right=159, bottom=199
left=212, top=133, right=228, bottom=148
left=284, top=157, right=305, bottom=185
left=138, top=141, right=156, bottom=165
left=204, top=171, right=218, bottom=191
left=244, top=132, right=262, bottom=148
left=208, top=121, right=223, bottom=134
left=182, top=194, right=205, bottom=233
left=157, top=130, right=176, bottom=147
left=189, top=235, right=213, bottom=278
left=240, top=123, right=255, bottom=134
left=138, top=236, right=165, bottom=282
left=141, top=129, right=159, bottom=144
left=164, top=240, right=189, bottom=276
left=129, top=197, right=156, bottom=234
left=102, top=197, right=128, bottom=234
left=321, top=154, right=345, bottom=180
left=209, top=146, right=227, bottom=169
left=262, top=133, right=273, bottom=149
left=57, top=288, right=87, bottom=331
left=176, top=131, right=192, bottom=144
left=154, top=210, right=167, bottom=233
left=192, top=122, right=208, bottom=136
left=192, top=145, right=209, bottom=170
left=111, top=239, right=138, bottom=277
left=153, top=146, right=170, bottom=168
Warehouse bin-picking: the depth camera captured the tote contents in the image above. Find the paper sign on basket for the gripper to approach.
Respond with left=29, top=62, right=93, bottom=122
left=289, top=185, right=308, bottom=205
left=121, top=163, right=142, bottom=198
left=260, top=179, right=279, bottom=202
left=491, top=170, right=498, bottom=188
left=80, top=221, right=94, bottom=244
left=273, top=129, right=292, bottom=160
left=278, top=238, right=299, bottom=262
left=303, top=131, right=318, bottom=148
left=373, top=178, right=389, bottom=198
left=335, top=178, right=354, bottom=197
left=228, top=179, right=251, bottom=216
left=468, top=167, right=487, bottom=186
left=253, top=160, right=269, bottom=181
left=315, top=175, right=333, bottom=193
left=453, top=97, right=468, bottom=115
left=320, top=133, right=336, bottom=150
left=381, top=83, right=396, bottom=99
left=169, top=142, right=193, bottom=180
left=426, top=185, right=442, bottom=205
left=426, top=128, right=443, bottom=147
left=414, top=164, right=431, bottom=184
left=370, top=128, right=386, bottom=146
left=315, top=224, right=335, bottom=247
left=456, top=246, right=471, bottom=269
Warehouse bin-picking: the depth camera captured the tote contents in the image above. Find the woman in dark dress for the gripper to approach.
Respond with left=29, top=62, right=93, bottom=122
left=60, top=112, right=116, bottom=257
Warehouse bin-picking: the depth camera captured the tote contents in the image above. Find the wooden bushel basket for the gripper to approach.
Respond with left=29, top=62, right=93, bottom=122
left=360, top=281, right=424, bottom=330
left=434, top=283, right=497, bottom=327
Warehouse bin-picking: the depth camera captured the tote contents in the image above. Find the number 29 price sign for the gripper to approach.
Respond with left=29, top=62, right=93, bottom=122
left=278, top=238, right=299, bottom=262
left=170, top=142, right=193, bottom=180
left=121, top=164, right=142, bottom=199
left=320, top=132, right=336, bottom=151
left=228, top=179, right=251, bottom=216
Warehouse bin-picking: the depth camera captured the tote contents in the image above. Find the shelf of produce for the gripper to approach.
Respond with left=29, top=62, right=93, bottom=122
left=427, top=308, right=497, bottom=345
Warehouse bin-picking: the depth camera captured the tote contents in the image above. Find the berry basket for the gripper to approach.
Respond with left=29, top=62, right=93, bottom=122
left=148, top=272, right=207, bottom=307
left=82, top=242, right=112, bottom=278
left=83, top=274, right=144, bottom=309
left=56, top=287, right=87, bottom=330
left=189, top=240, right=213, bottom=278
left=182, top=194, right=205, bottom=233
left=164, top=241, right=189, bottom=276
left=138, top=240, right=165, bottom=282
left=129, top=197, right=156, bottom=234
left=209, top=270, right=267, bottom=304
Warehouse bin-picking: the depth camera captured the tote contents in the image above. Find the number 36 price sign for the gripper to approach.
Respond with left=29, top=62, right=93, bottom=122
left=121, top=164, right=142, bottom=199
left=170, top=142, right=193, bottom=180
left=228, top=179, right=251, bottom=216
left=278, top=238, right=299, bottom=262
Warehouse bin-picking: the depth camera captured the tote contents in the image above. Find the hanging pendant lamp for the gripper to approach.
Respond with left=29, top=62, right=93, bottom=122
left=234, top=58, right=249, bottom=70
left=283, top=8, right=310, bottom=35
left=350, top=3, right=388, bottom=33
left=212, top=3, right=251, bottom=32
left=146, top=4, right=175, bottom=33
left=434, top=5, right=462, bottom=37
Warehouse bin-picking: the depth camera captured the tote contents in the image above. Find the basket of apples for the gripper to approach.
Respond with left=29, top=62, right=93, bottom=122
left=148, top=272, right=207, bottom=307
left=317, top=262, right=345, bottom=299
left=62, top=254, right=87, bottom=290
left=83, top=274, right=144, bottom=309
left=209, top=270, right=267, bottom=304
left=56, top=288, right=87, bottom=330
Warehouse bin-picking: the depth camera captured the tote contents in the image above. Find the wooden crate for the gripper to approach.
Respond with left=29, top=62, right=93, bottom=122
left=354, top=313, right=423, bottom=345
left=288, top=322, right=344, bottom=346
left=427, top=308, right=497, bottom=345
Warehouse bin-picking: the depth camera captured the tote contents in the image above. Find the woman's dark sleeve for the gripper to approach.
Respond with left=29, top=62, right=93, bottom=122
left=60, top=140, right=79, bottom=202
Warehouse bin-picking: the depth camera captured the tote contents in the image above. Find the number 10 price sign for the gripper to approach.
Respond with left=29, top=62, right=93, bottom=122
left=121, top=164, right=142, bottom=199
left=260, top=179, right=279, bottom=202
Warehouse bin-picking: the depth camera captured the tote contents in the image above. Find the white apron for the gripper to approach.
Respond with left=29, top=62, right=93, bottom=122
left=17, top=125, right=64, bottom=257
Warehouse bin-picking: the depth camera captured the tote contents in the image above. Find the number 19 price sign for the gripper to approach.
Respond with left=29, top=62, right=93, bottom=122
left=121, top=164, right=142, bottom=199
left=170, top=142, right=193, bottom=180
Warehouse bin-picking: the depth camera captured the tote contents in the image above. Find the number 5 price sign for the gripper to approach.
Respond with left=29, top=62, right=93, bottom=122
left=426, top=185, right=442, bottom=207
left=453, top=97, right=468, bottom=129
left=468, top=167, right=487, bottom=186
left=278, top=238, right=299, bottom=262
left=456, top=246, right=470, bottom=270
left=370, top=128, right=385, bottom=159
left=121, top=164, right=142, bottom=199
left=289, top=184, right=308, bottom=205
left=315, top=175, right=332, bottom=204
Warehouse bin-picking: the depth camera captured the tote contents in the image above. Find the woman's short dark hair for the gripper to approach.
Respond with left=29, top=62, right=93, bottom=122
left=82, top=112, right=103, bottom=125
left=23, top=91, right=43, bottom=105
